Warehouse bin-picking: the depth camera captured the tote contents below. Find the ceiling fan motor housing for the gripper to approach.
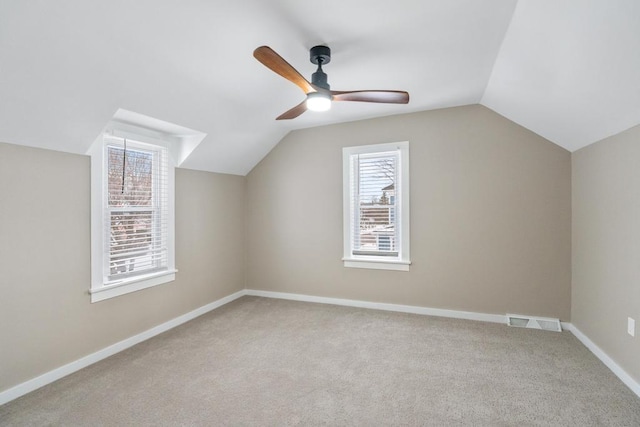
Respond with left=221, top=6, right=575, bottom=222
left=310, top=45, right=331, bottom=90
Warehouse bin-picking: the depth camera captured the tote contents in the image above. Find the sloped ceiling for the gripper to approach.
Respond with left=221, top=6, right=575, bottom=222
left=0, top=1, right=638, bottom=175
left=482, top=0, right=640, bottom=152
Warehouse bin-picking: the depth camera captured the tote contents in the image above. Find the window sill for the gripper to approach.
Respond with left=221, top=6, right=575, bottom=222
left=90, top=269, right=177, bottom=303
left=342, top=258, right=410, bottom=271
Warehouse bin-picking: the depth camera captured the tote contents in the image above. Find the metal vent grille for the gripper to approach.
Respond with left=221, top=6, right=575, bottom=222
left=506, top=314, right=562, bottom=332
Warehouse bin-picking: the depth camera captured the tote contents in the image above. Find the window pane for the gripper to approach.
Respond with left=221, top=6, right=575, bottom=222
left=107, top=146, right=153, bottom=208
left=109, top=210, right=154, bottom=276
left=106, top=144, right=165, bottom=279
left=354, top=152, right=398, bottom=255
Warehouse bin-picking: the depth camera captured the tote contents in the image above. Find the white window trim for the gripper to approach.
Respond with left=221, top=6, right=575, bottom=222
left=89, top=127, right=177, bottom=303
left=342, top=141, right=411, bottom=271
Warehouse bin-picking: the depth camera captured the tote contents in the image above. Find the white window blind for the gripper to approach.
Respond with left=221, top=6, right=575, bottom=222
left=349, top=150, right=399, bottom=257
left=104, top=136, right=169, bottom=282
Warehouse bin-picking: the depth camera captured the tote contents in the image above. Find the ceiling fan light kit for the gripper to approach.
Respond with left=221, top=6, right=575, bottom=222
left=306, top=92, right=332, bottom=111
left=253, top=45, right=409, bottom=120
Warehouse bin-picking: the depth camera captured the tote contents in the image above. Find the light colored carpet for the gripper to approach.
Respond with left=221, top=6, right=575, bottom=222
left=1, top=296, right=639, bottom=426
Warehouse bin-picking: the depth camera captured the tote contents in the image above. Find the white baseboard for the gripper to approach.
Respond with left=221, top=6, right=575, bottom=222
left=0, top=289, right=247, bottom=406
left=564, top=323, right=640, bottom=398
left=245, top=289, right=507, bottom=324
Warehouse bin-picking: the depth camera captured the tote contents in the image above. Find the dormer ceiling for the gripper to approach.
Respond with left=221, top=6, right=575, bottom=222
left=0, top=1, right=638, bottom=175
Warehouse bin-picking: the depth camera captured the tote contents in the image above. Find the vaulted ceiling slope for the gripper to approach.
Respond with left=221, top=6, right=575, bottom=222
left=0, top=1, right=638, bottom=175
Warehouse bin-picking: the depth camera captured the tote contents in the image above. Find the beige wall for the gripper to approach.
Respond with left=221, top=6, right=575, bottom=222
left=572, top=124, right=640, bottom=384
left=246, top=105, right=572, bottom=319
left=0, top=142, right=245, bottom=392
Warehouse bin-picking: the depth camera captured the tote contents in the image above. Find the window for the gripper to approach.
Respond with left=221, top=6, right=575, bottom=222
left=343, top=141, right=410, bottom=271
left=87, top=109, right=205, bottom=302
left=89, top=129, right=176, bottom=302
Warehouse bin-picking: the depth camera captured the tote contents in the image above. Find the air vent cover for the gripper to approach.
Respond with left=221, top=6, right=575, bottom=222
left=506, top=314, right=562, bottom=332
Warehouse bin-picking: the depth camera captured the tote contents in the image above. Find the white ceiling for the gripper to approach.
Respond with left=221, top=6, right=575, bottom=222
left=0, top=1, right=638, bottom=175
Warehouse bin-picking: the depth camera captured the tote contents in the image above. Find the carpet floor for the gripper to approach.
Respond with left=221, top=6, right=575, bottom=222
left=1, top=296, right=639, bottom=426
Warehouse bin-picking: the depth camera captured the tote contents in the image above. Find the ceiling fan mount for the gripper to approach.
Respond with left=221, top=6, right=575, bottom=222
left=253, top=45, right=409, bottom=120
left=309, top=45, right=331, bottom=66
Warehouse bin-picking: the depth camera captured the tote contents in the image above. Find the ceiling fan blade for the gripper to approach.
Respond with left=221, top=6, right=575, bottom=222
left=330, top=90, right=409, bottom=104
left=276, top=100, right=308, bottom=120
left=254, top=46, right=315, bottom=94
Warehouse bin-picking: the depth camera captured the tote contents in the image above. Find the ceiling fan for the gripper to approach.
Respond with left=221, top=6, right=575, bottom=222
left=253, top=45, right=410, bottom=120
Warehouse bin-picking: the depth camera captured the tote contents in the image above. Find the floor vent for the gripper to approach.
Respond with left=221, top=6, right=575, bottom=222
left=506, top=314, right=562, bottom=332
